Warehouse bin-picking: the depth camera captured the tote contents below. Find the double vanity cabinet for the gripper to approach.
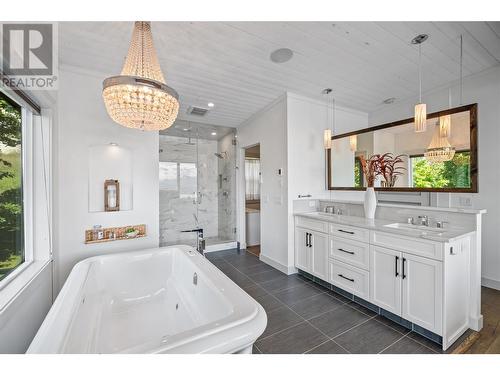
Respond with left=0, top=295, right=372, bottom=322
left=294, top=212, right=474, bottom=350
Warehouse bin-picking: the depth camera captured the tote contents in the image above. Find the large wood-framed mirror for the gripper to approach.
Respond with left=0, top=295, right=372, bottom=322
left=327, top=103, right=477, bottom=192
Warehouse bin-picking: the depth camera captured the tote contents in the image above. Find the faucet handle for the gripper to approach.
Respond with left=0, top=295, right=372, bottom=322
left=407, top=217, right=415, bottom=225
left=436, top=220, right=449, bottom=229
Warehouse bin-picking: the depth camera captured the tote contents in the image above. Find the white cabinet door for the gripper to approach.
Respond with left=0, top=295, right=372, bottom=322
left=370, top=246, right=402, bottom=315
left=295, top=227, right=310, bottom=272
left=402, top=253, right=443, bottom=335
left=310, top=230, right=329, bottom=281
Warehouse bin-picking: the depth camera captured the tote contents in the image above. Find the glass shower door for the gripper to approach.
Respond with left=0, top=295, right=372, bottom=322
left=159, top=131, right=200, bottom=247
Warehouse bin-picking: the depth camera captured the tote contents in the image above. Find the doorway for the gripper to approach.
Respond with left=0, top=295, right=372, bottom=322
left=244, top=144, right=261, bottom=257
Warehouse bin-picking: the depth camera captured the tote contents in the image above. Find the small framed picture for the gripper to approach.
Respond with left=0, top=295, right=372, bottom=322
left=104, top=179, right=120, bottom=212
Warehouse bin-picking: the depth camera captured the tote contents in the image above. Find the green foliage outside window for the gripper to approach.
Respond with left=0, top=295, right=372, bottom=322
left=0, top=93, right=23, bottom=281
left=411, top=152, right=471, bottom=189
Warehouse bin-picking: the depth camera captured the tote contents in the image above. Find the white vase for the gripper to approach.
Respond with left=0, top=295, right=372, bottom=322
left=364, top=187, right=377, bottom=219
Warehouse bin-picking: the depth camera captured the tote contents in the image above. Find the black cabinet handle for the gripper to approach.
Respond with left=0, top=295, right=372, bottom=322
left=338, top=274, right=355, bottom=282
left=305, top=233, right=309, bottom=247
left=395, top=256, right=399, bottom=277
left=338, top=229, right=355, bottom=235
left=402, top=258, right=406, bottom=279
left=309, top=233, right=313, bottom=248
left=338, top=248, right=355, bottom=255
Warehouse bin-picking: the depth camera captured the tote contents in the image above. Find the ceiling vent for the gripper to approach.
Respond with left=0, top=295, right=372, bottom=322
left=187, top=106, right=209, bottom=116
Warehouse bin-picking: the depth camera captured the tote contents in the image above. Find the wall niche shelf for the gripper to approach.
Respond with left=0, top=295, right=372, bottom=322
left=84, top=224, right=146, bottom=244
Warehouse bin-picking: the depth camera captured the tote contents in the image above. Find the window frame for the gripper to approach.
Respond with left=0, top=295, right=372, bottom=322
left=0, top=92, right=34, bottom=289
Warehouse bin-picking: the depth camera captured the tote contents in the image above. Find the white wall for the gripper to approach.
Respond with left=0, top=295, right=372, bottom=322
left=369, top=66, right=500, bottom=288
left=237, top=95, right=289, bottom=271
left=54, top=66, right=160, bottom=291
left=237, top=92, right=368, bottom=272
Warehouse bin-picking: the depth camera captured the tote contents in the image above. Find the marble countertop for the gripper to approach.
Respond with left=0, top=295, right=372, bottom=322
left=294, top=211, right=475, bottom=243
left=316, top=199, right=487, bottom=215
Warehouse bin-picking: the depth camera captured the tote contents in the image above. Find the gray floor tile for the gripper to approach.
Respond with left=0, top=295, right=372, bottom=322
left=249, top=268, right=285, bottom=283
left=306, top=340, right=349, bottom=354
left=239, top=263, right=275, bottom=277
left=335, top=319, right=403, bottom=354
left=252, top=291, right=284, bottom=312
left=381, top=337, right=435, bottom=354
left=348, top=301, right=378, bottom=317
left=308, top=304, right=371, bottom=338
left=222, top=268, right=255, bottom=288
left=260, top=305, right=303, bottom=339
left=256, top=322, right=329, bottom=354
left=374, top=315, right=411, bottom=334
left=260, top=274, right=309, bottom=293
left=252, top=345, right=261, bottom=354
left=406, top=332, right=442, bottom=353
left=273, top=283, right=323, bottom=306
left=241, top=283, right=269, bottom=299
left=289, top=292, right=345, bottom=320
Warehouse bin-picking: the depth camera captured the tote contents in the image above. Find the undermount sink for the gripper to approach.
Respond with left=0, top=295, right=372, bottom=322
left=384, top=222, right=445, bottom=234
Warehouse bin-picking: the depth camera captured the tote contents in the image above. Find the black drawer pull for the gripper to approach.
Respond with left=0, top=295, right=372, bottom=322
left=338, top=229, right=355, bottom=235
left=338, top=274, right=355, bottom=282
left=338, top=248, right=355, bottom=255
left=395, top=256, right=399, bottom=277
left=402, top=258, right=407, bottom=279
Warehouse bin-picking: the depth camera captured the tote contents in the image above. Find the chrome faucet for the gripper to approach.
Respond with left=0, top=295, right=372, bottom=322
left=418, top=215, right=429, bottom=227
left=181, top=228, right=206, bottom=255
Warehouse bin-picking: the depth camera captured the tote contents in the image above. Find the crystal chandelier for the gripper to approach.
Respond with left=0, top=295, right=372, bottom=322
left=424, top=122, right=455, bottom=163
left=103, top=22, right=179, bottom=131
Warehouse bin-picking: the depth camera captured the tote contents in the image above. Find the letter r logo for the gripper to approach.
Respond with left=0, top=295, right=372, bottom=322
left=2, top=24, right=53, bottom=75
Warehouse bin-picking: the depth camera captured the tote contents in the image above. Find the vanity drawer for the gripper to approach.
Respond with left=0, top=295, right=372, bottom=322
left=330, top=236, right=370, bottom=270
left=330, top=260, right=369, bottom=300
left=296, top=217, right=329, bottom=234
left=370, top=231, right=443, bottom=261
left=329, top=223, right=369, bottom=243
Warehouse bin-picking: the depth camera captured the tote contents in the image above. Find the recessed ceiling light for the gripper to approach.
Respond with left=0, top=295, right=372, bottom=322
left=207, top=102, right=215, bottom=108
left=383, top=97, right=396, bottom=104
left=183, top=128, right=189, bottom=131
left=211, top=132, right=217, bottom=136
left=270, top=48, right=294, bottom=63
left=109, top=142, right=118, bottom=146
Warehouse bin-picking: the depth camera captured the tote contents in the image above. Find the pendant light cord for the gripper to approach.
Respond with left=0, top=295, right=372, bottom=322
left=460, top=34, right=463, bottom=105
left=419, top=44, right=422, bottom=103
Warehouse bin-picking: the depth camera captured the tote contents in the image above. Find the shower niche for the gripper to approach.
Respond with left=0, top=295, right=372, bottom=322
left=159, top=121, right=237, bottom=249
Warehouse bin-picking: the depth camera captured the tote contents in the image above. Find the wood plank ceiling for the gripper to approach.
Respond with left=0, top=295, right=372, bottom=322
left=59, top=22, right=500, bottom=128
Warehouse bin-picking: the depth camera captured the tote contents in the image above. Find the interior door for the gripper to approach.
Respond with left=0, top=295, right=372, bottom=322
left=295, top=227, right=310, bottom=272
left=402, top=253, right=443, bottom=334
left=370, top=246, right=402, bottom=315
left=310, top=230, right=329, bottom=281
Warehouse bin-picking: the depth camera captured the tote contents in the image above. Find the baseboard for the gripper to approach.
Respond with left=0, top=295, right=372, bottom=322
left=481, top=276, right=500, bottom=291
left=259, top=254, right=296, bottom=275
left=204, top=241, right=238, bottom=253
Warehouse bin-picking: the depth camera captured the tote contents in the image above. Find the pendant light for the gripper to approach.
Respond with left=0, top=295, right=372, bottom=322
left=103, top=22, right=179, bottom=131
left=424, top=121, right=456, bottom=163
left=323, top=88, right=334, bottom=149
left=412, top=34, right=428, bottom=133
left=349, top=135, right=357, bottom=152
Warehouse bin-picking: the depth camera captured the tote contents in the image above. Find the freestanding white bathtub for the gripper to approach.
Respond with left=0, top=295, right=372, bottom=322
left=28, top=245, right=267, bottom=354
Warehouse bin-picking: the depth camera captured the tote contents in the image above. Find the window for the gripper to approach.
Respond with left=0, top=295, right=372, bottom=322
left=245, top=158, right=260, bottom=201
left=410, top=151, right=471, bottom=189
left=159, top=161, right=197, bottom=199
left=0, top=92, right=24, bottom=282
left=354, top=156, right=364, bottom=188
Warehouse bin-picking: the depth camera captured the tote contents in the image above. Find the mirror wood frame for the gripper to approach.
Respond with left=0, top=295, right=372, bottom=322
left=326, top=103, right=478, bottom=193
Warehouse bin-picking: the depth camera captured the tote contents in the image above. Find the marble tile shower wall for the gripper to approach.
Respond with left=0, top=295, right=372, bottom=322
left=217, top=133, right=237, bottom=241
left=159, top=135, right=219, bottom=246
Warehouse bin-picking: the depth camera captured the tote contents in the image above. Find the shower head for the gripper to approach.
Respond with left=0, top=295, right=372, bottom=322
left=214, top=152, right=228, bottom=159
